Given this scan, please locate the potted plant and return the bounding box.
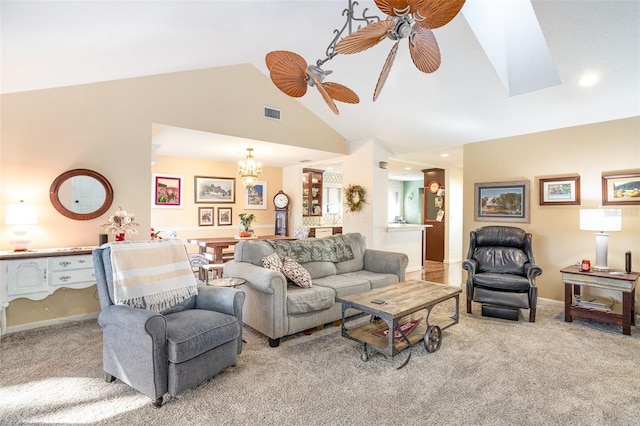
[238,213,256,237]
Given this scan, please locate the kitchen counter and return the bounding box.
[387,223,433,232]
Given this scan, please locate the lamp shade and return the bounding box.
[579,209,621,232]
[5,201,38,225]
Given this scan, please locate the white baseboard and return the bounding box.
[5,312,99,335]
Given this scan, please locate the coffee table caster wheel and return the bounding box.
[424,325,442,353]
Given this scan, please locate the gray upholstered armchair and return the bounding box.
[462,226,542,322]
[93,243,245,407]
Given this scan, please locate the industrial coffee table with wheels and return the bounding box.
[338,280,461,369]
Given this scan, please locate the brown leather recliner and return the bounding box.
[462,226,542,322]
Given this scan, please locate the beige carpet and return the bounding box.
[1,299,640,425]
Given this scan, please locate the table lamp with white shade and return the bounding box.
[4,200,38,251]
[579,209,622,271]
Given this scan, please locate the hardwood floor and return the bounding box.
[405,260,463,286]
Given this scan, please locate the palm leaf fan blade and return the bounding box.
[375,0,418,16]
[334,20,395,55]
[409,24,441,73]
[314,77,339,115]
[269,53,309,98]
[323,82,360,104]
[265,50,300,71]
[373,41,399,101]
[417,0,466,29]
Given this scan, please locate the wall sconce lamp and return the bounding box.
[5,200,39,251]
[579,209,622,271]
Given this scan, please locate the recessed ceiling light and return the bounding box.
[579,73,599,86]
[440,153,450,158]
[404,167,411,170]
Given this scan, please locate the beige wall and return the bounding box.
[463,116,640,302]
[2,63,638,330]
[151,155,283,249]
[0,65,344,329]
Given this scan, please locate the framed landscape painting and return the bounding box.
[194,176,235,204]
[152,174,183,208]
[474,180,530,223]
[218,207,232,226]
[602,170,640,205]
[244,181,267,209]
[539,176,580,205]
[198,207,214,226]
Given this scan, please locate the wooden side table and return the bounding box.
[561,265,639,335]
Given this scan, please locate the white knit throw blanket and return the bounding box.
[109,239,198,313]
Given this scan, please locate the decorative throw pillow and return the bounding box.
[262,252,283,272]
[282,257,313,288]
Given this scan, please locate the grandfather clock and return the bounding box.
[273,190,290,236]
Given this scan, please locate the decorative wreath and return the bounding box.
[345,184,367,212]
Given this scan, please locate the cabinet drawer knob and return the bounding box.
[59,275,72,282]
[59,261,72,267]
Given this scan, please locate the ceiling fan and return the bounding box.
[334,0,466,101]
[265,50,360,115]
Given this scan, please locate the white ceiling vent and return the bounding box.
[263,106,281,121]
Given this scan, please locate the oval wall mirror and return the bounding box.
[49,169,114,220]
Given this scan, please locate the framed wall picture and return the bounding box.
[539,176,580,205]
[244,181,267,209]
[602,170,640,205]
[194,176,235,204]
[152,174,183,208]
[474,180,530,223]
[198,207,214,226]
[218,207,232,226]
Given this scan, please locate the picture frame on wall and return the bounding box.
[218,207,232,226]
[539,176,580,205]
[602,170,640,205]
[474,180,530,223]
[152,174,183,208]
[244,181,267,210]
[198,207,214,226]
[194,176,235,204]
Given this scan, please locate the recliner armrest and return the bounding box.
[98,304,166,336]
[196,286,245,317]
[462,258,478,276]
[524,263,543,283]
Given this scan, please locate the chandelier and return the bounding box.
[238,148,262,188]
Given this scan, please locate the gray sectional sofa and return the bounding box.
[223,233,408,347]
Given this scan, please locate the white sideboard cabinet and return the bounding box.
[0,247,96,337]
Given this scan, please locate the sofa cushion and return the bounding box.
[262,252,283,271]
[313,274,370,300]
[282,257,313,288]
[474,272,531,292]
[301,261,337,280]
[340,271,399,289]
[286,284,335,314]
[335,233,366,274]
[474,247,528,275]
[165,309,240,364]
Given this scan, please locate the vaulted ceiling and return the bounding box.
[2,1,638,178]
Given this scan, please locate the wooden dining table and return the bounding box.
[187,235,296,263]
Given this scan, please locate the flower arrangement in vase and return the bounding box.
[100,206,140,241]
[238,213,256,238]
